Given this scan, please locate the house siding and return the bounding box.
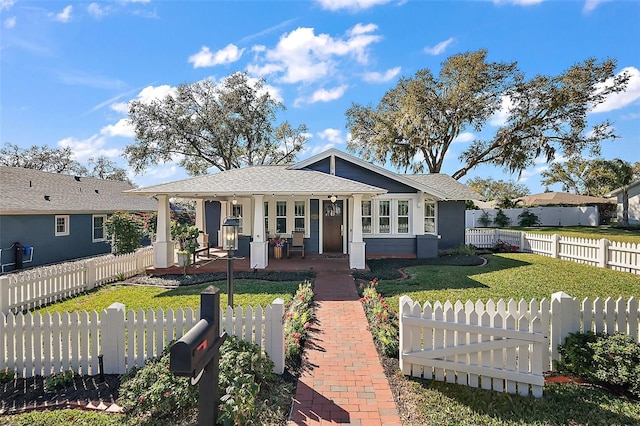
[0,214,112,271]
[437,201,466,250]
[617,184,640,225]
[308,199,320,254]
[363,237,415,256]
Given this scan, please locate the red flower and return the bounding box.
[140,396,146,403]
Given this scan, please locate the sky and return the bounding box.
[1,0,639,195]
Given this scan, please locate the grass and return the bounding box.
[508,225,640,244]
[33,280,300,314]
[368,253,640,312]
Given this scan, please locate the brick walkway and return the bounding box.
[288,270,401,426]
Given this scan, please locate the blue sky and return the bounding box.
[1,0,639,194]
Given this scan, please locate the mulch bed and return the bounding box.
[0,374,120,415]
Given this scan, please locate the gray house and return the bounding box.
[608,179,640,225]
[127,149,480,270]
[0,166,157,272]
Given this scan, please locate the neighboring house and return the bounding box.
[0,166,157,272]
[126,149,480,270]
[608,180,640,226]
[515,192,614,206]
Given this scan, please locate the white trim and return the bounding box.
[92,214,107,242]
[55,215,70,237]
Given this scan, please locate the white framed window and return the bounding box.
[424,201,436,233]
[92,214,107,242]
[264,201,269,236]
[361,200,372,234]
[55,215,69,236]
[276,201,287,234]
[378,200,390,234]
[294,201,305,232]
[232,204,244,234]
[397,200,410,233]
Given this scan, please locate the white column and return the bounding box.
[350,194,366,269]
[250,194,268,269]
[153,195,174,268]
[195,199,207,247]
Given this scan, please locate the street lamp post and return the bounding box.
[221,216,239,308]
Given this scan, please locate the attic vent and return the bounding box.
[74,176,81,182]
[29,181,32,187]
[44,195,50,201]
[95,189,99,194]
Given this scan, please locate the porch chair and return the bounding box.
[288,231,305,258]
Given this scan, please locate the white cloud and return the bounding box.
[493,0,544,5]
[252,24,382,84]
[363,66,401,83]
[101,118,135,138]
[591,66,640,113]
[3,16,16,29]
[0,0,16,12]
[518,165,548,183]
[489,95,514,126]
[52,5,73,23]
[58,135,119,162]
[453,132,475,143]
[583,0,611,13]
[315,0,392,11]
[87,2,106,18]
[317,128,345,144]
[423,37,455,56]
[136,84,175,104]
[300,85,348,106]
[110,102,130,114]
[188,44,245,68]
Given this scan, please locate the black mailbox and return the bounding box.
[170,318,226,378]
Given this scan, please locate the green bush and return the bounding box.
[284,281,315,364]
[43,370,75,392]
[493,209,511,227]
[0,368,16,384]
[556,331,600,381]
[359,279,399,357]
[104,210,146,254]
[478,210,492,227]
[518,209,540,227]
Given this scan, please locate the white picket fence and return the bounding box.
[0,299,285,378]
[399,292,640,397]
[0,247,154,315]
[465,229,640,275]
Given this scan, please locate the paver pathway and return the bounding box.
[288,270,402,425]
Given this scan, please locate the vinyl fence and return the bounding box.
[0,247,154,315]
[0,299,286,378]
[399,292,640,397]
[465,229,640,275]
[465,206,600,228]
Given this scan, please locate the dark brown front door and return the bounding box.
[323,200,343,252]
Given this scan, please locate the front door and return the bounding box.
[323,200,343,252]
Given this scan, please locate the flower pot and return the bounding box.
[273,246,283,259]
[177,252,191,267]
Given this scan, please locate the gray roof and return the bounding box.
[608,179,640,197]
[0,166,157,214]
[405,174,483,201]
[126,165,387,197]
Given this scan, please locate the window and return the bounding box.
[424,201,436,233]
[361,200,372,234]
[232,204,243,234]
[276,201,287,234]
[264,201,269,236]
[55,215,69,236]
[378,200,390,233]
[294,201,305,232]
[93,215,107,242]
[397,200,409,233]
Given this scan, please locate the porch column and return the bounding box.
[250,194,268,269]
[194,199,207,248]
[350,194,366,270]
[154,195,174,268]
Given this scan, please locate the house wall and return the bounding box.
[617,184,640,225]
[438,201,466,250]
[308,199,320,254]
[0,214,112,271]
[363,237,415,256]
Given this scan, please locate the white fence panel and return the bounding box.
[465,206,600,228]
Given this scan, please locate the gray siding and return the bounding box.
[363,238,415,256]
[308,199,320,254]
[0,214,112,271]
[438,201,466,250]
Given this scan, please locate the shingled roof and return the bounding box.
[0,166,157,214]
[405,174,483,201]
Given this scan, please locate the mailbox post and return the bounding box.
[170,286,227,425]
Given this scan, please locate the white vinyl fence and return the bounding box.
[0,247,154,315]
[399,292,640,397]
[1,299,285,378]
[465,229,640,275]
[465,206,600,228]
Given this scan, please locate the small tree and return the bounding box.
[478,210,492,227]
[104,211,146,254]
[518,209,540,227]
[494,209,511,228]
[170,221,200,254]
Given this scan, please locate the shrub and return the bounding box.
[44,370,75,392]
[0,368,15,384]
[478,210,492,227]
[104,210,146,254]
[284,281,315,365]
[556,331,600,381]
[518,209,540,227]
[359,279,399,357]
[493,209,511,227]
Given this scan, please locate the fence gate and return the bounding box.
[399,296,547,397]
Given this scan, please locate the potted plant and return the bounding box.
[171,221,201,269]
[271,235,285,259]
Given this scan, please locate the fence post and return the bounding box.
[269,298,285,375]
[102,302,126,374]
[598,238,609,269]
[0,276,9,314]
[550,292,580,366]
[551,234,559,258]
[85,258,97,290]
[520,232,526,252]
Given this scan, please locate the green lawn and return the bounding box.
[370,253,640,313]
[34,279,300,315]
[510,225,640,244]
